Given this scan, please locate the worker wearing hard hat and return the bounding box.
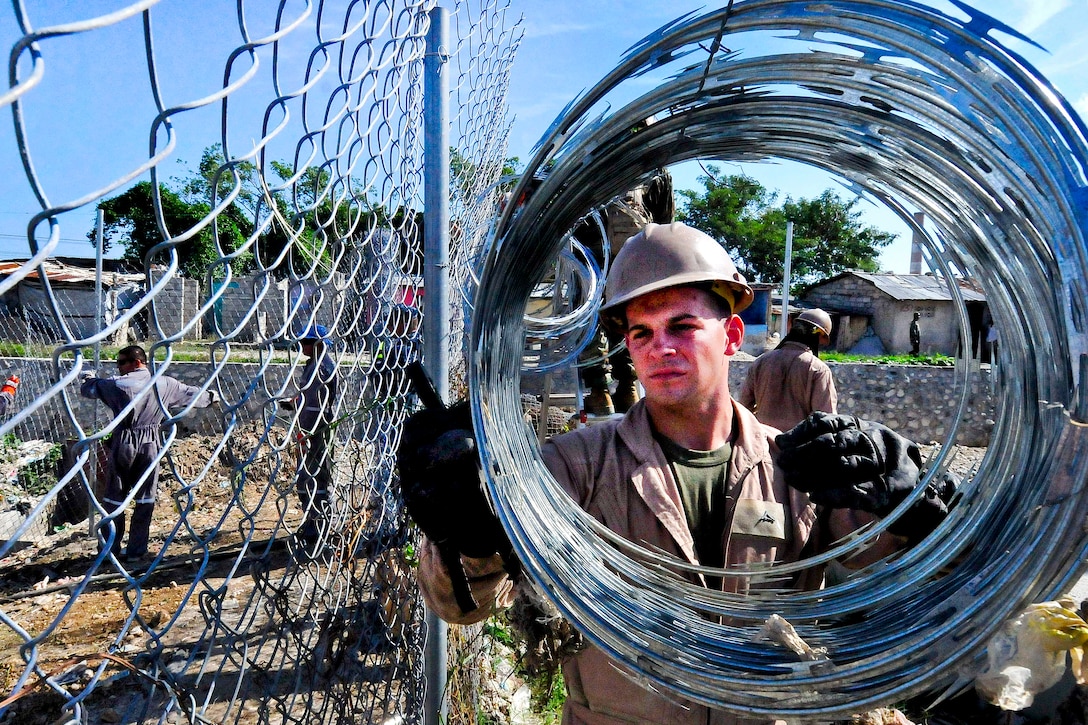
[738,307,839,432]
[287,324,339,553]
[405,223,953,725]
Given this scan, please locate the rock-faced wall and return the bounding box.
[730,360,994,446]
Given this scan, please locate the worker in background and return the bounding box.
[738,308,838,432]
[400,223,954,725]
[0,372,19,415]
[910,311,922,356]
[286,325,339,551]
[80,346,219,562]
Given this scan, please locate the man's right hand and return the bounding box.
[396,401,510,560]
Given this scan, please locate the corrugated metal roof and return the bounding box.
[0,260,144,288]
[832,271,986,302]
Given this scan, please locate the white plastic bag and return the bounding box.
[975,597,1088,710]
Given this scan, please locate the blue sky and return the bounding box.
[1,0,1085,272]
[504,0,1088,273]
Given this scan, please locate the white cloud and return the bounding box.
[523,19,594,39]
[1074,94,1088,126]
[1012,0,1071,34]
[1034,37,1088,76]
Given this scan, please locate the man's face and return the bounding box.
[623,286,743,409]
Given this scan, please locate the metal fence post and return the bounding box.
[423,6,450,725]
[91,208,104,536]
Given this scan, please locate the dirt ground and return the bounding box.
[0,421,419,725]
[2,435,1087,725]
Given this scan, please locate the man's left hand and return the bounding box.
[776,412,957,543]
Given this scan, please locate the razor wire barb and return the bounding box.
[0,1,521,724]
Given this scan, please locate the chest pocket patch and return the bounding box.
[731,499,787,541]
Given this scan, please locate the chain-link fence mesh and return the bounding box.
[0,1,521,723]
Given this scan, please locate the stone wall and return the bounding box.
[213,273,292,342]
[6,358,996,448]
[730,359,995,446]
[802,274,879,316]
[150,275,202,341]
[4,359,295,443]
[0,268,352,347]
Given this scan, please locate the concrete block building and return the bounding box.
[801,271,988,356]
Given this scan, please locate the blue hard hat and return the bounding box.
[302,324,328,341]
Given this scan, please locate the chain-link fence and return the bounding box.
[0,2,520,723]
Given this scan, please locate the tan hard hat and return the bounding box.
[601,222,753,330]
[797,308,833,336]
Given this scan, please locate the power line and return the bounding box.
[0,232,93,243]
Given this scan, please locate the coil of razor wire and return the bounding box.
[521,234,605,372]
[471,0,1088,718]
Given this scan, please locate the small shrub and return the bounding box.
[1,433,62,496]
[533,672,566,724]
[823,352,956,366]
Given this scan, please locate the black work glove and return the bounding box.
[396,369,521,614]
[776,412,956,544]
[397,401,509,559]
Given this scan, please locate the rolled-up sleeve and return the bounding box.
[416,538,516,625]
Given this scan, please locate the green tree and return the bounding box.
[92,145,483,287]
[266,159,401,278]
[677,167,895,285]
[450,149,521,198]
[782,191,893,281]
[90,145,358,285]
[175,143,261,219]
[91,180,253,285]
[677,171,781,282]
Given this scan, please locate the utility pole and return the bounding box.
[90,208,105,536]
[780,221,794,340]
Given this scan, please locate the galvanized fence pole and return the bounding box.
[91,208,104,536]
[423,6,451,725]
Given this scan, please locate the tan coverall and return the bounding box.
[418,401,817,725]
[738,341,838,433]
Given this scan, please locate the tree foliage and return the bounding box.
[176,144,260,218]
[90,145,386,284]
[450,149,521,199]
[93,178,253,284]
[90,144,485,286]
[677,167,896,286]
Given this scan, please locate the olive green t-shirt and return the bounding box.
[654,433,732,572]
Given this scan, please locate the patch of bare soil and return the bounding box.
[0,421,313,723]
